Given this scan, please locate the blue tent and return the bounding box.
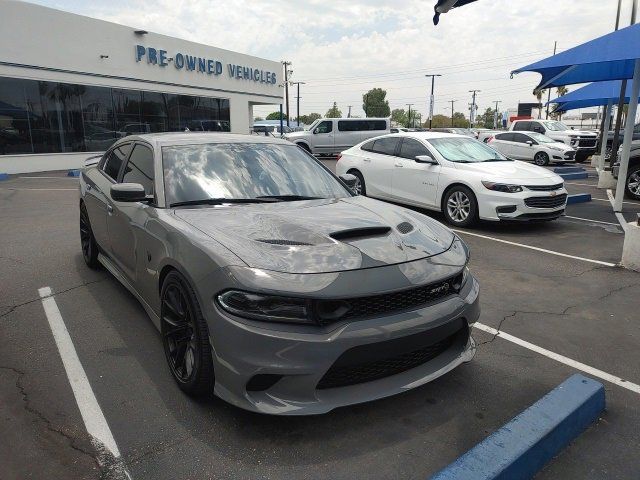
[547,80,638,112]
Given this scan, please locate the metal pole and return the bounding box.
[493,101,502,129]
[406,104,414,128]
[282,61,291,127]
[347,106,352,118]
[615,0,623,29]
[599,99,614,170]
[449,100,455,127]
[546,41,557,119]
[469,90,480,127]
[296,83,300,127]
[614,58,640,211]
[430,76,435,128]
[279,104,284,136]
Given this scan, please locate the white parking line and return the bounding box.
[19,176,78,179]
[38,287,131,479]
[592,197,640,206]
[452,229,617,267]
[0,187,77,191]
[607,189,631,233]
[565,182,597,187]
[474,322,640,394]
[562,215,620,226]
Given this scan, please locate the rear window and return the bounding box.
[338,120,387,131]
[371,137,400,156]
[512,121,532,131]
[495,132,514,141]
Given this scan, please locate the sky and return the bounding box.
[31,0,630,120]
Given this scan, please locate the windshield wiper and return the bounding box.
[256,194,324,201]
[482,158,511,162]
[170,197,278,207]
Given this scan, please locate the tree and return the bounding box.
[430,114,451,128]
[266,111,288,120]
[391,108,408,126]
[362,88,391,117]
[476,107,496,128]
[554,86,569,120]
[533,88,546,119]
[325,102,342,118]
[452,112,470,128]
[253,116,264,122]
[298,112,321,125]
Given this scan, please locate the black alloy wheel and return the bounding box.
[161,271,214,396]
[626,165,640,200]
[534,152,550,166]
[80,203,100,269]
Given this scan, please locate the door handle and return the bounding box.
[107,204,114,215]
[394,162,404,167]
[363,157,372,162]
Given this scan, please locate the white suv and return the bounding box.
[488,131,576,166]
[509,119,597,163]
[284,118,390,155]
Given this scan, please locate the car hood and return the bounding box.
[454,160,561,182]
[284,131,309,140]
[174,196,455,274]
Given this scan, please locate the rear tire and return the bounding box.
[161,271,215,397]
[442,186,479,227]
[79,203,100,269]
[625,164,640,200]
[534,151,550,166]
[349,170,366,196]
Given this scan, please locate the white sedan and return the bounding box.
[336,132,568,227]
[487,131,576,166]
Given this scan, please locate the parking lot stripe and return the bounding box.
[562,215,620,226]
[474,322,640,394]
[592,197,640,206]
[607,189,631,233]
[19,176,78,179]
[0,187,77,191]
[565,182,598,187]
[38,287,132,479]
[451,229,617,267]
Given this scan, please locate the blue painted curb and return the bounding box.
[430,374,605,480]
[67,169,81,177]
[559,172,588,180]
[567,193,592,204]
[554,166,585,173]
[0,173,9,181]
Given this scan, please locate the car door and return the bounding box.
[84,143,132,249]
[361,136,400,198]
[106,142,156,284]
[392,137,441,207]
[489,132,516,158]
[510,133,535,160]
[311,120,335,153]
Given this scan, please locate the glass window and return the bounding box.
[371,137,400,156]
[512,133,532,143]
[141,91,169,133]
[162,143,351,206]
[495,133,514,141]
[540,121,569,131]
[122,144,154,195]
[399,138,431,159]
[103,144,131,180]
[80,86,116,152]
[113,89,144,137]
[314,121,332,134]
[512,121,531,131]
[338,120,357,132]
[428,137,509,163]
[0,77,33,154]
[361,139,375,152]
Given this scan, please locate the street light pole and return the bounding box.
[282,61,291,127]
[448,100,456,127]
[493,100,502,129]
[425,74,442,128]
[290,81,306,126]
[469,90,480,127]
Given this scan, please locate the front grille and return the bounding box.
[319,273,463,324]
[525,183,564,192]
[578,138,597,148]
[524,193,567,208]
[317,320,466,389]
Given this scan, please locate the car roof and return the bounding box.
[390,131,467,140]
[114,132,292,148]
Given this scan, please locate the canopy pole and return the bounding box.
[599,99,614,171]
[609,80,628,168]
[614,58,640,212]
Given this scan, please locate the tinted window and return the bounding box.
[361,139,376,152]
[371,137,400,156]
[162,143,350,206]
[399,138,431,159]
[121,144,154,195]
[364,120,387,131]
[338,120,359,132]
[530,122,545,133]
[512,121,531,131]
[512,133,532,143]
[315,121,333,134]
[495,132,514,141]
[103,144,131,180]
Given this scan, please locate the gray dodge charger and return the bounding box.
[79,132,479,415]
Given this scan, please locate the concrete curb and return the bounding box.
[0,173,9,181]
[567,193,592,204]
[429,374,605,480]
[554,166,585,174]
[559,172,589,180]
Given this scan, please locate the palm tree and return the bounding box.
[533,88,546,118]
[555,86,569,120]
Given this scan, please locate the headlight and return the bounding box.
[481,181,523,193]
[548,146,562,151]
[217,290,315,324]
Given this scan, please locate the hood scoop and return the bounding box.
[397,222,414,234]
[329,226,391,242]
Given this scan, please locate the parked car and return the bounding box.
[510,119,597,163]
[78,132,479,414]
[429,127,475,137]
[487,131,576,166]
[336,132,568,227]
[603,122,640,161]
[284,118,390,155]
[251,124,294,136]
[612,140,640,200]
[478,130,503,143]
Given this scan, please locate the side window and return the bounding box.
[531,122,545,133]
[102,144,131,181]
[121,144,155,195]
[512,133,530,143]
[315,121,333,134]
[338,120,357,132]
[365,120,387,131]
[634,123,640,133]
[371,137,400,156]
[495,133,513,141]
[513,121,531,131]
[399,138,431,160]
[361,139,376,152]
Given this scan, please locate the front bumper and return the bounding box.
[478,187,568,222]
[197,245,479,415]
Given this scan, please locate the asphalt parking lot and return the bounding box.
[1,165,640,479]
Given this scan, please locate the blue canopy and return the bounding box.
[512,23,640,89]
[547,80,639,112]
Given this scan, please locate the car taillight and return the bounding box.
[336,154,342,161]
[487,136,494,143]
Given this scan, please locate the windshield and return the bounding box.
[527,132,556,143]
[305,120,320,131]
[428,137,510,162]
[162,143,351,206]
[541,121,569,131]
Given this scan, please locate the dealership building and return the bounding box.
[0,1,283,173]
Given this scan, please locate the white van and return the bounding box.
[284,118,390,155]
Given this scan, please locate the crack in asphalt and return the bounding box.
[0,276,108,319]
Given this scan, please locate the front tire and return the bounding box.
[442,186,479,227]
[79,203,100,269]
[534,151,550,166]
[626,165,640,200]
[349,170,366,196]
[161,271,215,397]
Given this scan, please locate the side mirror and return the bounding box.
[415,155,438,164]
[339,173,358,192]
[313,129,319,134]
[111,183,149,202]
[526,140,534,146]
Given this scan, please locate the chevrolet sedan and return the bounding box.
[79,133,479,415]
